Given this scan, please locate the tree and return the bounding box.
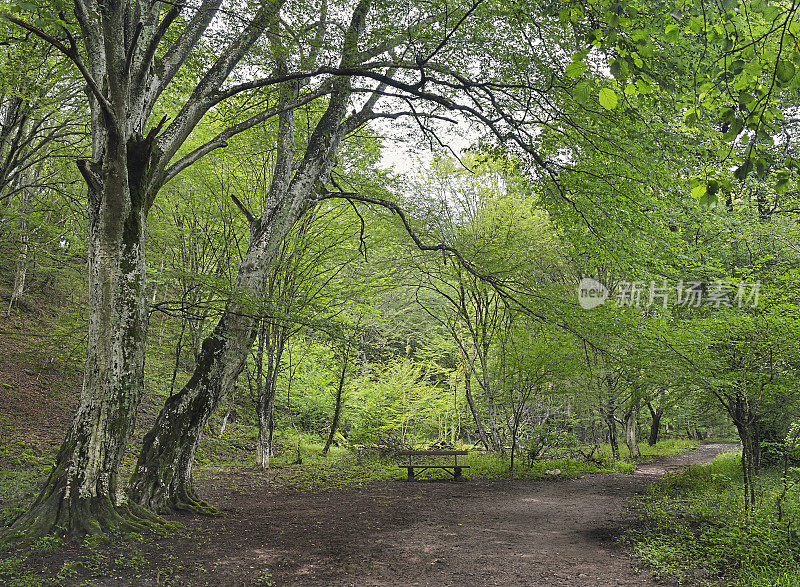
[3,0,339,535]
[127,0,622,513]
[0,36,85,312]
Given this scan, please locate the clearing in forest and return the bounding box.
[132,442,735,586]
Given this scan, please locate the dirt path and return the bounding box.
[160,442,737,586]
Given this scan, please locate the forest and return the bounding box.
[0,0,799,584]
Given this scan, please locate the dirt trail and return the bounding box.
[163,442,737,586]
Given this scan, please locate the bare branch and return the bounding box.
[0,13,114,120]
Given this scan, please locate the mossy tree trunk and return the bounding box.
[10,123,160,537]
[128,221,285,512]
[129,0,376,514]
[2,0,300,540]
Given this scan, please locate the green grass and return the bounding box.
[598,438,703,461]
[192,430,643,490]
[462,451,634,479]
[628,451,800,586]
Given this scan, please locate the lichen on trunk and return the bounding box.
[6,171,160,538]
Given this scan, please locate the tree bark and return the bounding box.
[130,1,379,512]
[623,403,640,458]
[647,401,663,446]
[323,351,349,455]
[129,222,286,512]
[10,140,159,535]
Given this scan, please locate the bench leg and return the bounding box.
[407,467,415,480]
[454,467,462,480]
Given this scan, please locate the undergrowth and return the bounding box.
[192,429,646,490]
[598,438,703,461]
[628,451,800,586]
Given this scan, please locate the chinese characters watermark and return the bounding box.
[577,278,760,310]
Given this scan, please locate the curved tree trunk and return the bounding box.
[129,2,375,512]
[128,226,279,513]
[323,351,349,455]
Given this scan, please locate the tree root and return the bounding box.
[0,493,172,546]
[130,479,220,516]
[173,484,220,516]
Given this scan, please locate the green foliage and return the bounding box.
[0,441,52,526]
[346,359,457,446]
[463,452,634,480]
[631,452,800,585]
[599,439,703,462]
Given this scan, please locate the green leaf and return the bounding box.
[720,107,735,123]
[776,60,796,83]
[609,59,626,80]
[755,157,768,179]
[566,61,588,78]
[598,87,618,110]
[692,185,707,199]
[665,24,680,42]
[722,118,744,142]
[734,159,753,181]
[699,192,719,207]
[573,81,591,104]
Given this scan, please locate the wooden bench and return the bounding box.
[397,450,469,480]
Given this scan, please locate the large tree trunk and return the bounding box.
[11,142,158,536]
[129,0,382,514]
[128,224,282,513]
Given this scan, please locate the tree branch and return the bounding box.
[0,13,114,121]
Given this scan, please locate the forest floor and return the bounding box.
[130,441,735,586]
[0,323,736,586]
[0,308,736,586]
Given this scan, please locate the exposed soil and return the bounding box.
[129,441,737,586]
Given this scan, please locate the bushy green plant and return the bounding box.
[630,451,800,585]
[346,359,455,446]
